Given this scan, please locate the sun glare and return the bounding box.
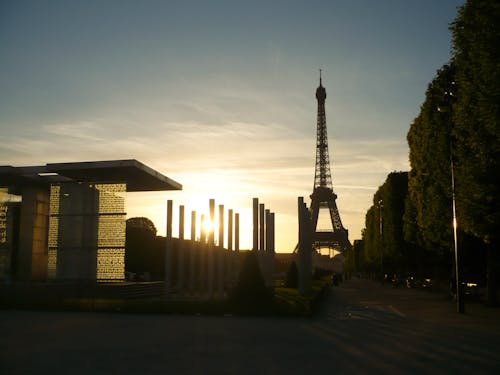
[202,217,214,234]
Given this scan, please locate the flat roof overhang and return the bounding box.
[0,159,182,192]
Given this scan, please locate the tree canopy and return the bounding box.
[451,0,500,245]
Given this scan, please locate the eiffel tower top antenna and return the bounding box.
[314,69,331,189]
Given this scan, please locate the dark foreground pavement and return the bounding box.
[1,279,499,375]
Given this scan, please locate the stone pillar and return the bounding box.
[235,213,240,252]
[227,209,233,251]
[165,199,173,298]
[200,214,206,243]
[199,213,206,294]
[190,210,196,295]
[252,198,258,252]
[264,208,272,286]
[298,197,312,296]
[218,204,224,248]
[270,212,275,254]
[217,204,224,297]
[177,205,185,295]
[208,199,215,298]
[269,212,275,293]
[259,203,265,253]
[235,213,240,282]
[226,208,233,288]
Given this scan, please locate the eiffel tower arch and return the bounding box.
[310,71,351,254]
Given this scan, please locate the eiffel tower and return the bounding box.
[310,71,351,254]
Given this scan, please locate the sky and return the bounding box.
[0,0,464,252]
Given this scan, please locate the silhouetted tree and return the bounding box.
[451,0,500,305]
[126,217,160,279]
[230,252,272,309]
[362,172,412,276]
[126,217,157,236]
[407,65,455,255]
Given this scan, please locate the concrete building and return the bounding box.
[0,160,181,282]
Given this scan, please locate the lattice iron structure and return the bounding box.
[310,72,351,254]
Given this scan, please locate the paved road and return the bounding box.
[1,279,499,374]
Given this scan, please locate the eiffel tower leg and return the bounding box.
[327,200,339,230]
[310,198,320,235]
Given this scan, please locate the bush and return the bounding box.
[229,252,273,311]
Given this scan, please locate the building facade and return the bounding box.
[0,160,181,282]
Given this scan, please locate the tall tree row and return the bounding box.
[355,1,499,305]
[355,172,411,276]
[405,65,456,281]
[451,0,500,305]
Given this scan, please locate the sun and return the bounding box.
[202,217,214,234]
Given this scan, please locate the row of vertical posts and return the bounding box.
[298,197,312,295]
[164,199,240,300]
[252,198,276,288]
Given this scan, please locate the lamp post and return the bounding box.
[439,81,464,314]
[378,199,383,279]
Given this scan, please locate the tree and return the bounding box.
[126,217,157,236]
[230,252,272,310]
[125,217,159,279]
[451,0,500,305]
[362,172,412,276]
[407,65,455,255]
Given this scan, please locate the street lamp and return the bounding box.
[438,81,464,314]
[378,199,383,278]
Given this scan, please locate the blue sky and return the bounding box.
[0,0,464,251]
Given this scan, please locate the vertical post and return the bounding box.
[259,203,265,252]
[165,200,173,298]
[298,197,311,296]
[191,211,196,241]
[217,204,224,296]
[303,202,312,294]
[235,213,240,253]
[252,198,258,252]
[270,212,275,254]
[218,204,224,248]
[200,214,206,243]
[209,199,215,245]
[228,209,233,251]
[190,210,196,294]
[451,155,464,313]
[235,213,240,283]
[378,199,383,279]
[208,199,215,298]
[177,205,185,295]
[227,209,234,287]
[270,212,275,293]
[265,208,271,286]
[297,197,304,294]
[200,213,206,295]
[265,209,271,252]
